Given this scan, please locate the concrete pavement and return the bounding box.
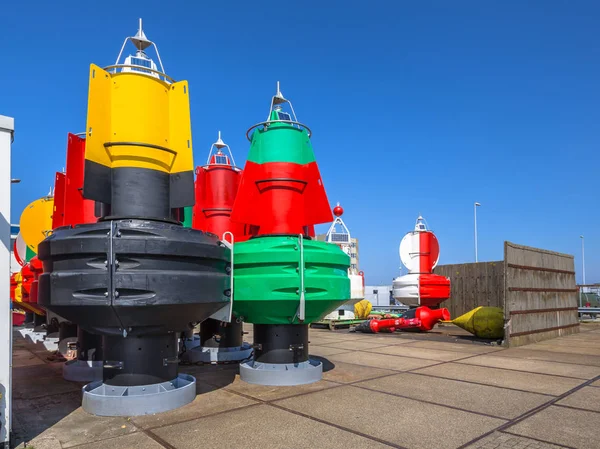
[11,323,600,449]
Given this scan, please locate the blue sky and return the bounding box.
[2,1,598,284]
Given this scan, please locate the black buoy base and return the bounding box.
[63,327,104,383]
[239,324,322,386]
[182,319,252,364]
[77,328,103,361]
[254,324,309,365]
[34,313,47,329]
[82,332,196,416]
[200,319,244,349]
[103,333,178,387]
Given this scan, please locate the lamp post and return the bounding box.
[580,235,586,307]
[474,202,481,262]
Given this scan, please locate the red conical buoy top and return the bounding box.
[193,132,245,240]
[52,134,96,229]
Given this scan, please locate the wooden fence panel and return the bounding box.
[504,242,579,347]
[434,261,504,318]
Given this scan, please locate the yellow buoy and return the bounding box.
[12,272,22,303]
[354,299,373,319]
[19,196,54,255]
[450,306,504,339]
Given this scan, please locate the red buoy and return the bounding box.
[192,133,245,240]
[64,134,95,226]
[52,134,96,228]
[52,172,66,229]
[28,256,44,307]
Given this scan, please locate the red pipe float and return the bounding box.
[355,306,450,333]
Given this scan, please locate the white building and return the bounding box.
[365,285,394,307]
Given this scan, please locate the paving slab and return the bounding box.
[489,347,600,367]
[508,405,600,449]
[532,339,600,349]
[12,372,81,399]
[225,377,339,401]
[153,403,390,449]
[414,363,584,396]
[72,432,166,449]
[327,350,439,371]
[11,390,82,447]
[404,340,504,354]
[12,362,61,380]
[370,345,471,361]
[131,386,258,429]
[12,348,46,367]
[321,340,392,351]
[524,343,600,357]
[464,431,570,449]
[556,386,600,412]
[309,345,353,356]
[26,408,136,448]
[315,333,375,341]
[321,360,396,383]
[275,385,505,449]
[308,335,349,344]
[457,354,600,379]
[355,372,553,419]
[180,364,239,389]
[340,335,422,345]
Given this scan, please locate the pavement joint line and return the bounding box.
[407,371,558,398]
[22,346,59,365]
[267,402,407,449]
[479,351,600,368]
[498,430,578,449]
[11,389,82,402]
[65,417,144,449]
[552,402,600,415]
[223,383,346,404]
[370,342,505,356]
[452,359,597,381]
[328,370,407,386]
[319,344,503,367]
[142,429,176,449]
[350,383,511,421]
[454,373,600,449]
[142,402,263,432]
[404,350,493,371]
[318,343,400,351]
[217,371,404,405]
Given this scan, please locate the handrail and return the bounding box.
[222,232,235,323]
[103,141,177,155]
[246,120,312,141]
[298,234,306,321]
[102,64,175,83]
[196,164,243,173]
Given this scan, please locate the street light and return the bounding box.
[580,235,586,284]
[474,202,481,262]
[580,235,585,307]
